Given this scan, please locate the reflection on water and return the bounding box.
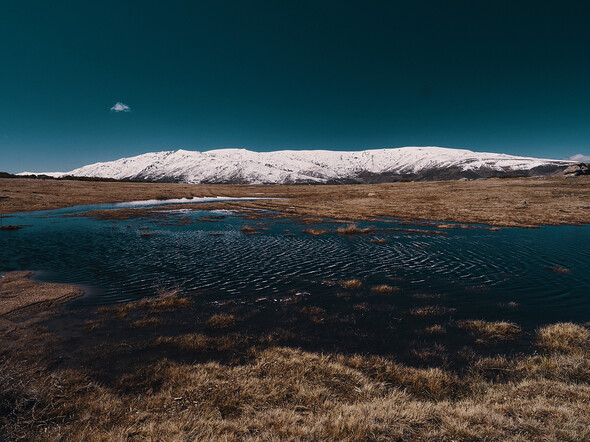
[1,202,589,326]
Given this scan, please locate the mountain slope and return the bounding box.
[25,147,571,184]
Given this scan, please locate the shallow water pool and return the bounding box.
[1,201,589,327]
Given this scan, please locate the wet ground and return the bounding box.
[2,199,589,383]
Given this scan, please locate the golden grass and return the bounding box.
[2,272,590,440]
[498,301,519,309]
[341,279,362,289]
[302,228,329,236]
[335,223,374,235]
[410,306,456,317]
[206,313,238,329]
[297,217,327,225]
[240,225,260,235]
[300,306,327,324]
[458,320,521,343]
[97,288,191,315]
[155,333,249,352]
[4,177,590,228]
[537,322,590,354]
[425,324,446,335]
[129,317,164,328]
[3,327,590,440]
[136,290,192,311]
[370,284,398,294]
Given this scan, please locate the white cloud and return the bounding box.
[567,154,590,162]
[110,102,131,112]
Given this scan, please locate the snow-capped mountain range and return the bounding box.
[22,147,571,184]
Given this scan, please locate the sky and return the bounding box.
[1,1,589,173]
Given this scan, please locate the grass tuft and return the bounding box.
[370,284,398,294]
[537,322,590,354]
[425,324,446,335]
[240,225,260,235]
[458,320,521,343]
[302,229,329,236]
[341,279,362,289]
[206,313,237,329]
[155,333,249,352]
[335,223,374,235]
[410,306,455,317]
[97,288,191,315]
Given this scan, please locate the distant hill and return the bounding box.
[18,147,571,184]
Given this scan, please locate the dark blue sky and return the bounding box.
[1,1,589,172]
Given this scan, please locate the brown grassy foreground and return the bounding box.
[2,176,590,227]
[5,347,590,441]
[2,319,590,439]
[1,274,590,440]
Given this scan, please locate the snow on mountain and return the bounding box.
[24,147,571,184]
[18,171,67,178]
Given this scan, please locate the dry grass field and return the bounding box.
[2,177,590,440]
[1,176,590,227]
[1,273,590,441]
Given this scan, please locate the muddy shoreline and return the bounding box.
[0,271,82,319]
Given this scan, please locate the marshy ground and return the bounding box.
[1,272,590,440]
[1,177,590,440]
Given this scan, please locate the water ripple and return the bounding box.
[1,207,589,323]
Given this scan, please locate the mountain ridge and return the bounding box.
[20,147,572,184]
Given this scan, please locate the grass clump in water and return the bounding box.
[135,288,191,312]
[303,229,329,236]
[97,288,191,315]
[240,225,260,235]
[370,284,398,294]
[458,320,521,343]
[341,279,362,289]
[336,223,374,235]
[410,306,455,317]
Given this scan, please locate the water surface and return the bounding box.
[1,200,589,327]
